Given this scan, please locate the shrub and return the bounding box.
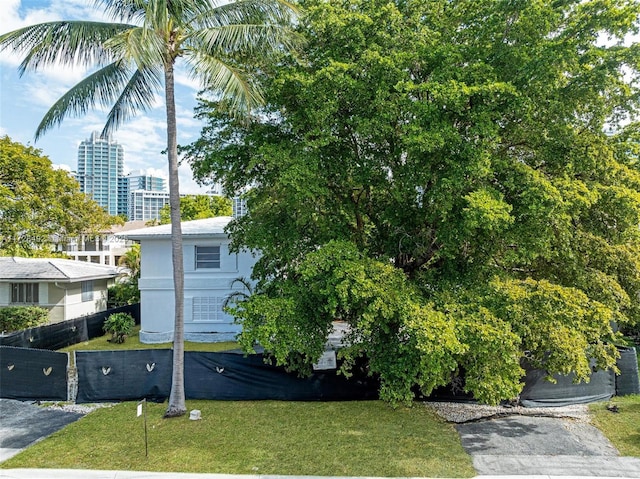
[0,306,49,333]
[103,312,135,343]
[107,282,139,308]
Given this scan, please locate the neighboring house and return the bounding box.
[118,217,257,343]
[52,221,148,266]
[0,257,119,323]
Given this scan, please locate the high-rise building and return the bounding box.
[124,170,168,221]
[77,132,124,216]
[232,196,248,218]
[127,170,167,192]
[128,190,172,221]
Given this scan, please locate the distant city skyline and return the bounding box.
[74,131,228,221]
[0,0,211,194]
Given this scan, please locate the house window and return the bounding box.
[192,297,225,322]
[195,246,220,269]
[10,283,39,304]
[81,280,94,302]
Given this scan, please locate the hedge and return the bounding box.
[0,306,49,332]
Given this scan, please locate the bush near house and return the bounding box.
[103,312,136,343]
[0,306,49,332]
[107,282,139,308]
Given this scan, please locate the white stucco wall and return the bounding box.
[60,280,110,321]
[138,235,257,343]
[138,239,175,340]
[0,283,10,305]
[45,283,65,323]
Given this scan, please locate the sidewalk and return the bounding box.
[0,471,638,479]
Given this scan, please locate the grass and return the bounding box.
[0,400,475,477]
[590,395,640,456]
[59,326,238,353]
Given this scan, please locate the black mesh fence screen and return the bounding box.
[0,346,68,401]
[2,342,639,405]
[0,304,140,350]
[615,347,640,396]
[75,350,378,403]
[520,364,615,407]
[76,349,172,403]
[184,352,379,401]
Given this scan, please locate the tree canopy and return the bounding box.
[158,194,232,224]
[185,0,640,404]
[0,136,115,257]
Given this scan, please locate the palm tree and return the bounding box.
[0,0,296,417]
[118,243,141,287]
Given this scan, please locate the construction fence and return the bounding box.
[0,342,638,405]
[0,347,378,403]
[0,304,140,351]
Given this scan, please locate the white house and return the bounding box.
[119,216,257,343]
[0,257,119,323]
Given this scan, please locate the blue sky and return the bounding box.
[0,0,210,193]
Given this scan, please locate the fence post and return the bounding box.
[67,351,78,403]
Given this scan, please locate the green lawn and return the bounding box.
[60,326,238,353]
[0,400,475,477]
[590,395,640,456]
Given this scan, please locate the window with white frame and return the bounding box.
[81,280,94,302]
[192,296,226,322]
[195,246,221,269]
[10,283,39,304]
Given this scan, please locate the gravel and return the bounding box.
[42,402,114,415]
[42,400,590,424]
[424,400,590,423]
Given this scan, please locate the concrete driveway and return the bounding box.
[457,414,640,476]
[0,399,84,462]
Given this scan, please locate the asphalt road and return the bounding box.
[0,399,84,462]
[456,414,640,476]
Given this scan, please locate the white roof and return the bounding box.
[0,257,119,282]
[118,216,233,240]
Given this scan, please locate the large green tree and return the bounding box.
[158,194,232,224]
[0,136,114,256]
[186,0,640,404]
[0,0,296,416]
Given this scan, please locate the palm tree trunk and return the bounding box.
[164,56,187,418]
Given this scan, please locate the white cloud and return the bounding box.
[0,0,62,37]
[21,74,85,110]
[143,167,168,179]
[0,0,22,34]
[52,163,71,172]
[179,163,210,194]
[1,0,131,34]
[175,68,204,92]
[177,106,203,131]
[115,118,167,166]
